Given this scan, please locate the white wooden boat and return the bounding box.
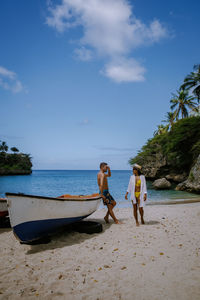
[6,192,102,243]
[0,198,8,218]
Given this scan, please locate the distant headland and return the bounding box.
[0,141,32,176]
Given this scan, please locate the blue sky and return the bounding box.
[0,0,200,170]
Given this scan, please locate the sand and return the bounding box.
[0,202,200,300]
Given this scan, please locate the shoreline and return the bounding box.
[98,197,200,210]
[1,202,200,299]
[147,198,200,205]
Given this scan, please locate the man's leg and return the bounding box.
[139,207,145,224]
[133,202,139,226]
[112,200,116,208]
[104,209,110,223]
[107,203,120,224]
[104,200,117,223]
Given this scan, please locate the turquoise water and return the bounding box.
[0,170,199,208]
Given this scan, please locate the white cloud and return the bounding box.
[0,66,24,93]
[74,47,93,61]
[0,66,16,79]
[46,0,168,83]
[103,58,146,83]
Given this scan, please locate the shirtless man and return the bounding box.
[97,162,120,224]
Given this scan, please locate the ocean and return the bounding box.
[0,170,199,208]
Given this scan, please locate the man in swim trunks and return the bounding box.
[97,162,121,224]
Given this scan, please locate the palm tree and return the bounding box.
[181,64,200,103]
[154,124,168,136]
[162,111,177,131]
[0,141,8,153]
[170,89,197,119]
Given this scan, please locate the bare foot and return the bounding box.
[136,222,140,227]
[104,216,109,224]
[115,220,123,224]
[141,219,145,225]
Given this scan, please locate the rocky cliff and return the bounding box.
[176,154,200,193]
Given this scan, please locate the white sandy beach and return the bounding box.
[0,202,200,300]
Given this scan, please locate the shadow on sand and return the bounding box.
[144,220,160,225]
[0,217,11,233]
[26,217,112,255]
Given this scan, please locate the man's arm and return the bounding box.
[105,166,111,177]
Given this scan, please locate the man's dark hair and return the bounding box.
[100,162,107,169]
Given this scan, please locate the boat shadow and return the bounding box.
[0,228,12,234]
[26,218,112,255]
[0,217,11,233]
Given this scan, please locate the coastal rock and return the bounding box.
[142,150,168,179]
[176,155,200,193]
[152,178,171,190]
[166,173,187,183]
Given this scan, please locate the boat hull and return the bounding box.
[13,215,90,242]
[6,193,101,243]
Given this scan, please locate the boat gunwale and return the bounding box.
[5,192,102,202]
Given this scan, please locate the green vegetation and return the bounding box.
[0,141,32,175]
[130,116,200,173]
[181,64,200,103]
[170,89,197,119]
[130,64,200,174]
